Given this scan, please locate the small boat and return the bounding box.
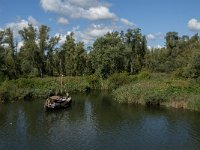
[44,95,72,111]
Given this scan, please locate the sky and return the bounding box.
[0,0,200,48]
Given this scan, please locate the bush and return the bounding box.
[113,77,200,111]
[86,75,101,90]
[108,72,132,89]
[0,76,91,102]
[137,69,151,80]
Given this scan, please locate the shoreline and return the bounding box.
[0,73,200,112]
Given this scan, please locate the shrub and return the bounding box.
[108,72,132,89]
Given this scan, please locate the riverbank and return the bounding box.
[0,73,131,102]
[112,73,200,111]
[0,76,95,102]
[1,72,200,112]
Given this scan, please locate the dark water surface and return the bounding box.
[0,91,200,150]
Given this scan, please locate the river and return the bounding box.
[0,91,200,150]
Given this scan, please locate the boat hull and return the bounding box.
[44,97,72,111]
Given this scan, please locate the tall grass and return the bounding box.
[113,74,200,111]
[0,77,90,102]
[0,74,134,102]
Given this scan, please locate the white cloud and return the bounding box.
[147,32,163,41]
[86,24,113,38]
[147,34,155,40]
[6,19,29,31]
[68,0,99,8]
[188,18,200,32]
[57,17,69,25]
[17,41,24,51]
[40,0,117,21]
[6,20,29,37]
[148,45,164,50]
[28,16,39,26]
[0,28,3,31]
[81,6,116,20]
[54,33,67,44]
[120,18,134,26]
[156,45,163,49]
[75,24,117,45]
[5,16,39,37]
[1,43,9,48]
[56,24,117,46]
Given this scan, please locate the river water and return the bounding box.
[0,91,200,150]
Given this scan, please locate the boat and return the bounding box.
[44,95,72,111]
[44,62,72,111]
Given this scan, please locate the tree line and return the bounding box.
[0,24,200,80]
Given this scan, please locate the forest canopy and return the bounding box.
[0,24,200,81]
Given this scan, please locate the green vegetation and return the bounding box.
[0,24,200,111]
[0,74,131,102]
[113,73,200,111]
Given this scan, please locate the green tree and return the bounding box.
[125,28,147,74]
[92,32,125,78]
[165,32,179,50]
[19,24,60,77]
[46,36,60,76]
[185,49,200,78]
[61,33,86,76]
[0,30,7,79]
[4,28,19,79]
[19,24,38,77]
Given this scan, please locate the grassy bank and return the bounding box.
[112,73,200,111]
[0,73,133,102]
[1,72,200,111]
[0,76,91,102]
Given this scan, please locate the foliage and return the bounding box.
[0,23,200,111]
[184,49,200,78]
[91,32,126,78]
[113,75,200,111]
[108,72,132,89]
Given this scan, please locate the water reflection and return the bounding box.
[0,91,200,150]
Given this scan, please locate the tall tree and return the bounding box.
[125,28,147,74]
[19,24,38,77]
[61,33,76,76]
[4,28,19,78]
[19,25,59,77]
[165,32,179,50]
[46,36,60,76]
[92,32,125,78]
[0,30,6,79]
[61,33,86,76]
[74,42,86,76]
[36,25,50,77]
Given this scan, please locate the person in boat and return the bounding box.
[47,99,51,107]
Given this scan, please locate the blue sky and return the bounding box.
[0,0,200,48]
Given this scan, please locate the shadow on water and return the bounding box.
[0,91,200,150]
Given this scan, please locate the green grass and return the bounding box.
[0,76,91,102]
[0,74,131,102]
[1,72,200,111]
[113,73,200,111]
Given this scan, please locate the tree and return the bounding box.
[185,49,200,78]
[91,32,125,78]
[46,36,60,76]
[61,33,76,76]
[124,28,147,74]
[165,32,179,50]
[36,25,50,77]
[74,42,87,76]
[19,24,38,77]
[19,24,60,77]
[61,33,86,76]
[0,30,6,79]
[4,28,19,79]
